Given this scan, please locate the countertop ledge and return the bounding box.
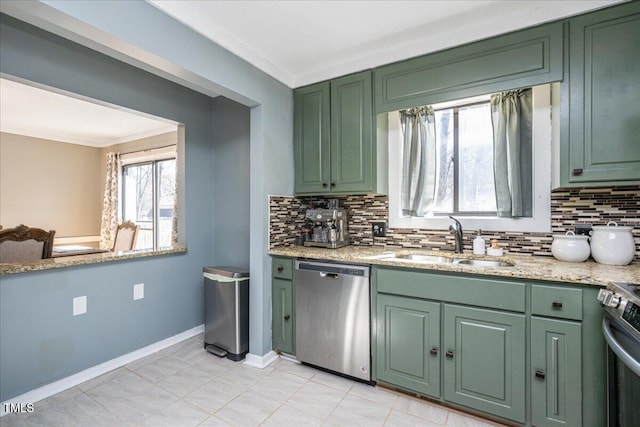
[0,247,187,275]
[269,246,640,287]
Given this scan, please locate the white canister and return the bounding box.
[590,221,636,266]
[551,231,590,262]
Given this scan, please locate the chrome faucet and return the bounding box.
[449,216,464,253]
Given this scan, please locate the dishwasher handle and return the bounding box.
[295,260,370,277]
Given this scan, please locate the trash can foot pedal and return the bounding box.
[205,344,227,358]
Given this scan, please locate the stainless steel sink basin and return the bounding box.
[394,254,453,264]
[365,252,514,267]
[453,259,514,268]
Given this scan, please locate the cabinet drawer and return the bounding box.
[376,267,525,312]
[272,257,293,280]
[531,285,583,320]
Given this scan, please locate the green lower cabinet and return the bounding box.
[443,304,526,424]
[272,278,294,354]
[376,294,441,398]
[531,317,582,427]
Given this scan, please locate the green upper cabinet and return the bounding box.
[294,70,386,195]
[563,1,640,185]
[374,21,564,113]
[294,82,331,194]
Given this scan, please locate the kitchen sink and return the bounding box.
[394,254,454,264]
[453,259,514,268]
[365,253,514,267]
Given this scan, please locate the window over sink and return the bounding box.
[387,84,552,232]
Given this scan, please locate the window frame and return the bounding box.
[120,147,176,250]
[388,85,552,233]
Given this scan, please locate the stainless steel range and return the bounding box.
[597,282,640,427]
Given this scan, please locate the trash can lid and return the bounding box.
[203,266,249,278]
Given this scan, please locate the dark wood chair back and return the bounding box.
[0,225,56,262]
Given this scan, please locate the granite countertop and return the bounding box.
[0,247,187,275]
[269,245,640,287]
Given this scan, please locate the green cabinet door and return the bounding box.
[565,1,640,185]
[331,71,374,193]
[531,317,582,427]
[272,278,294,354]
[376,294,441,398]
[294,71,378,195]
[294,81,331,194]
[443,304,526,423]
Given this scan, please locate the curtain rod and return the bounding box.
[118,143,177,156]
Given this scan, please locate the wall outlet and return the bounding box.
[372,222,387,237]
[73,296,87,316]
[575,226,592,236]
[133,283,144,300]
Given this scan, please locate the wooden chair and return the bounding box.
[112,220,139,252]
[0,224,56,262]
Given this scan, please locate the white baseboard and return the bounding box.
[0,324,204,417]
[244,350,278,369]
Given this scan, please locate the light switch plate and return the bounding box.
[73,296,87,316]
[133,283,144,300]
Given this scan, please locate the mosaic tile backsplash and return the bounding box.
[269,186,640,258]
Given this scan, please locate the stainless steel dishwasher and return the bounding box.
[295,260,371,381]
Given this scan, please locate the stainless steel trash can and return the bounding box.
[203,266,249,361]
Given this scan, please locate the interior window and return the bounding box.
[122,154,176,250]
[388,84,552,233]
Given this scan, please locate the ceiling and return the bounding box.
[0,78,176,147]
[149,0,623,88]
[0,1,623,143]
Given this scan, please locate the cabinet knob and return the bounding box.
[445,350,454,359]
[430,348,438,356]
[535,370,546,380]
[322,183,328,188]
[277,266,284,272]
[572,168,584,176]
[284,315,290,321]
[551,301,563,309]
[330,182,336,188]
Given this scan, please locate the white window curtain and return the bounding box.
[399,106,437,217]
[99,152,120,249]
[490,89,533,218]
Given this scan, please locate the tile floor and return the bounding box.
[1,334,509,427]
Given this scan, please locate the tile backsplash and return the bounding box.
[269,186,640,258]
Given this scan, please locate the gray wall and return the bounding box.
[4,0,295,359]
[0,0,294,401]
[212,97,251,269]
[0,15,215,401]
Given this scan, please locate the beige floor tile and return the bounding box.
[133,355,190,383]
[286,380,346,419]
[394,395,450,425]
[214,389,281,426]
[137,399,208,427]
[260,403,323,427]
[251,369,308,402]
[325,393,391,426]
[349,382,400,408]
[310,370,356,392]
[385,409,445,426]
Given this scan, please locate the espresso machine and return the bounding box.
[303,200,349,249]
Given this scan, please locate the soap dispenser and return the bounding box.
[473,230,486,255]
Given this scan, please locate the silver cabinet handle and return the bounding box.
[320,272,339,279]
[602,318,640,377]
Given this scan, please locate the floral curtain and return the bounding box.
[399,106,437,217]
[490,89,533,217]
[171,178,178,246]
[99,152,120,249]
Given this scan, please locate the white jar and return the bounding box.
[590,221,636,266]
[551,231,590,262]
